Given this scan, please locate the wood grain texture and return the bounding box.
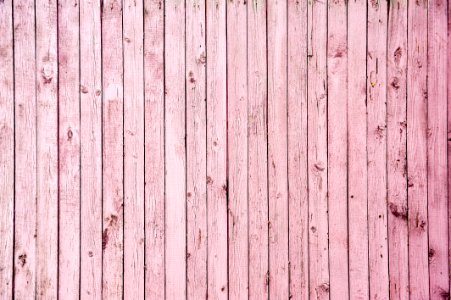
[102,0,124,298]
[427,0,449,297]
[123,0,145,298]
[327,0,348,298]
[13,1,37,298]
[248,0,269,298]
[407,0,429,298]
[227,0,248,298]
[80,0,102,298]
[0,0,14,297]
[143,0,165,298]
[36,0,58,297]
[206,0,228,299]
[307,0,329,297]
[165,0,186,297]
[267,0,289,298]
[206,0,228,298]
[347,1,369,298]
[58,0,80,298]
[387,0,408,299]
[186,0,207,297]
[2,1,450,298]
[288,0,308,298]
[367,0,389,298]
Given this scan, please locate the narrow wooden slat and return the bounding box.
[407,0,429,297]
[206,0,228,296]
[102,0,124,298]
[0,0,14,297]
[387,0,408,298]
[58,0,80,297]
[347,1,369,298]
[307,0,329,297]
[13,0,37,298]
[186,0,207,297]
[36,0,58,297]
[449,3,451,297]
[367,0,389,297]
[144,0,165,298]
[267,0,289,298]
[287,0,308,298]
[248,0,269,298]
[427,0,449,297]
[80,0,102,298]
[327,0,348,298]
[227,0,248,297]
[123,1,145,298]
[165,0,186,297]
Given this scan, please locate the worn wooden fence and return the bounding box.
[0,0,449,298]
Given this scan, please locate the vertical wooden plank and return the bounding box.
[327,0,348,298]
[58,0,80,297]
[287,0,308,298]
[387,0,408,298]
[267,0,289,298]
[165,0,186,297]
[144,0,165,298]
[123,1,145,298]
[0,0,14,297]
[227,0,248,298]
[36,0,58,297]
[206,0,228,296]
[427,0,449,297]
[80,0,102,298]
[347,1,369,298]
[13,0,36,298]
[407,0,429,297]
[186,0,207,297]
[367,0,389,297]
[248,0,269,298]
[307,0,329,297]
[102,0,124,298]
[449,2,451,296]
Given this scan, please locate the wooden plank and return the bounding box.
[35,0,58,297]
[186,0,207,297]
[307,0,329,297]
[407,0,429,297]
[347,0,369,298]
[327,0,348,298]
[143,0,165,298]
[386,0,408,299]
[165,0,186,297]
[0,0,14,297]
[13,0,37,298]
[427,0,449,297]
[206,0,228,296]
[58,0,80,297]
[80,0,102,298]
[267,0,289,298]
[287,0,308,298]
[102,0,124,298]
[367,0,389,298]
[123,1,145,298]
[449,2,451,297]
[227,0,248,298]
[248,0,269,298]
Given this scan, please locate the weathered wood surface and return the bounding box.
[0,0,449,298]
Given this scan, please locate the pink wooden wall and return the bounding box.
[0,0,449,299]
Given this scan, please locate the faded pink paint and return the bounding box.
[0,1,449,299]
[327,0,348,298]
[59,0,81,298]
